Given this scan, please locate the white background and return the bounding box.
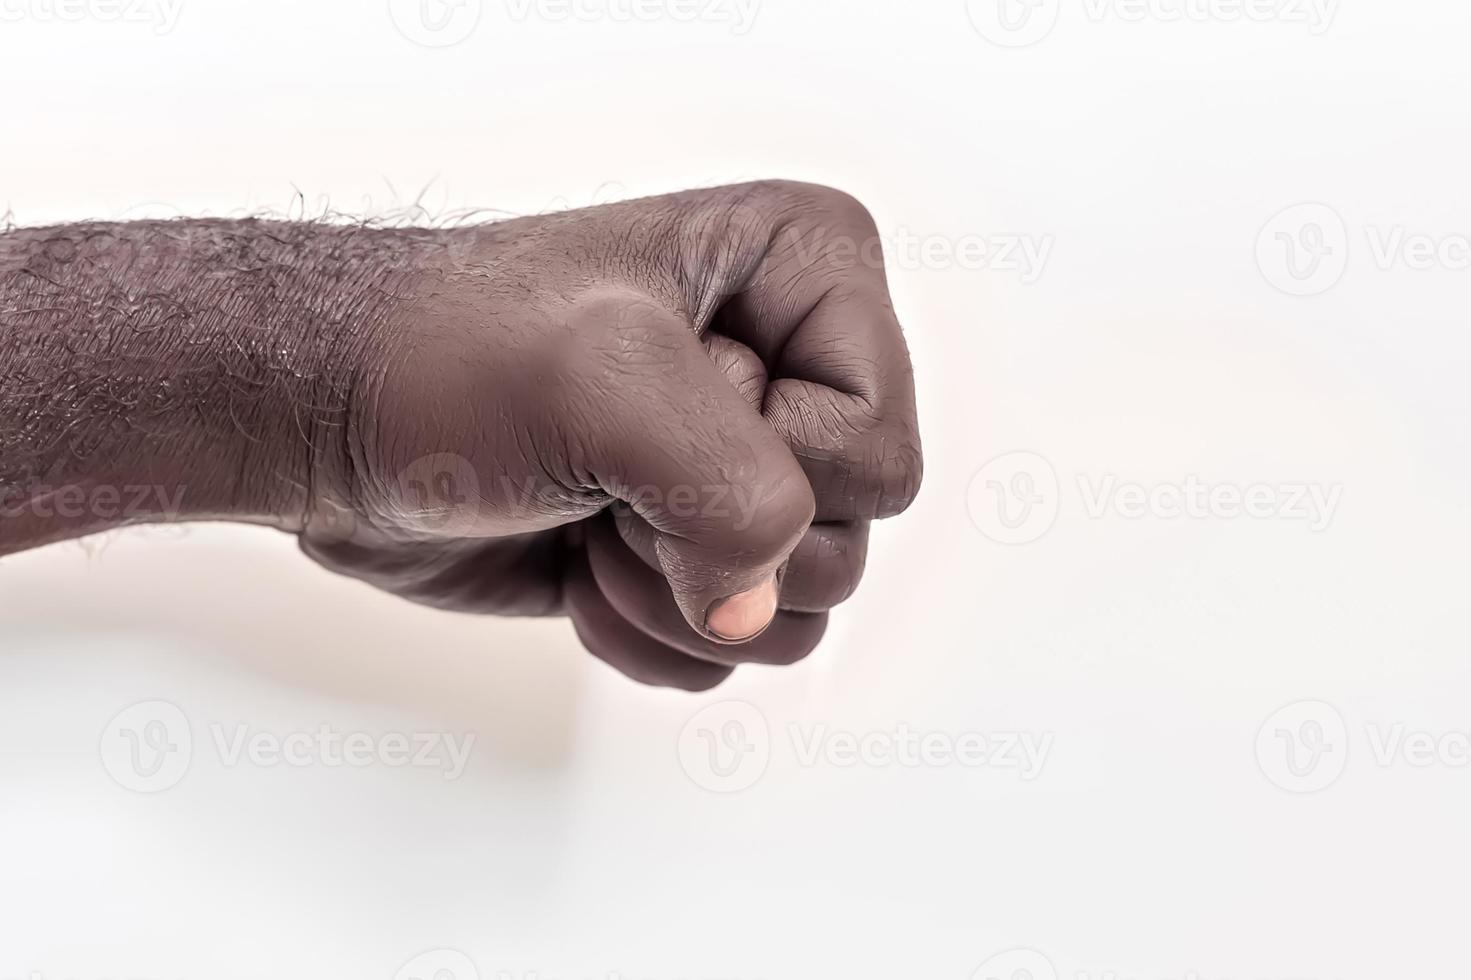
[3,0,1470,977]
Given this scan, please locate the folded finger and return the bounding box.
[564,548,734,692]
[586,515,828,666]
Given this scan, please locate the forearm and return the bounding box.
[0,219,429,554]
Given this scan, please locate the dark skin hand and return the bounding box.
[0,181,922,690]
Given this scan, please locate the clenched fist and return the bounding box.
[0,181,922,689]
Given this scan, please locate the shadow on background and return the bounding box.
[0,524,585,768]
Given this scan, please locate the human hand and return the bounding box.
[299,181,922,689]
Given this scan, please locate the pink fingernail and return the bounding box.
[706,576,779,642]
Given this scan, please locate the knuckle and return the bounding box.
[738,474,817,558]
[873,431,924,518]
[782,555,863,613]
[748,180,877,228]
[849,423,923,519]
[808,185,878,235]
[725,181,882,254]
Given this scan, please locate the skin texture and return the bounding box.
[0,181,922,690]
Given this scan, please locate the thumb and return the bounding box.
[574,293,814,643]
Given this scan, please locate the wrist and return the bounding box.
[0,220,421,550]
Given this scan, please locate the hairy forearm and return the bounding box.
[0,219,441,554]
